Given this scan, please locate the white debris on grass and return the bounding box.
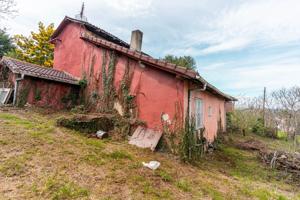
[142,161,160,170]
[96,130,107,139]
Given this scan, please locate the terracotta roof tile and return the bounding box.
[0,57,79,85]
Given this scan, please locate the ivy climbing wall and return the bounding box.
[17,77,79,109]
[52,22,186,130]
[51,21,227,138]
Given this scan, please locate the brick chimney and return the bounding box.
[130,30,143,52]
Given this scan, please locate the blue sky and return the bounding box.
[1,0,300,98]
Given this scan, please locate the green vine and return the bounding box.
[179,116,206,163]
[61,88,79,108]
[34,88,42,101]
[17,86,30,107]
[119,59,135,118]
[101,50,117,112]
[161,104,207,162]
[78,77,87,89]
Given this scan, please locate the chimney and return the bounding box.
[130,30,143,51]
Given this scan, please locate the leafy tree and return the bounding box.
[0,28,14,57]
[11,22,55,67]
[163,55,196,70]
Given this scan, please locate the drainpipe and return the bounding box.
[13,74,25,106]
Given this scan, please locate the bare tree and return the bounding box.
[0,0,16,19]
[272,87,300,142]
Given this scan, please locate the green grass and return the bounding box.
[221,146,274,180]
[84,138,104,149]
[45,176,89,200]
[81,153,107,166]
[108,150,133,160]
[201,185,224,200]
[0,153,31,177]
[0,139,8,145]
[156,169,173,182]
[176,179,191,192]
[0,110,299,200]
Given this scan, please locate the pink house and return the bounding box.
[0,16,236,142]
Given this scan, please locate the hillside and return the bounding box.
[0,108,299,200]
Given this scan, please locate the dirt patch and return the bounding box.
[236,139,266,151]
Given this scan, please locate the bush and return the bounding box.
[252,118,265,135]
[226,110,258,135]
[252,118,277,138]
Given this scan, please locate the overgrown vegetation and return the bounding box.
[60,88,79,108]
[119,59,136,118]
[56,115,115,133]
[228,86,300,153]
[179,117,206,163]
[227,111,275,137]
[0,109,299,199]
[34,88,41,101]
[17,85,30,107]
[101,50,117,112]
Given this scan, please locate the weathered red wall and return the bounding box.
[19,77,78,110]
[190,90,226,142]
[52,22,227,139]
[53,23,185,130]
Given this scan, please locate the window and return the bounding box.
[195,98,203,129]
[0,88,12,104]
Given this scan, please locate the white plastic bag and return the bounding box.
[142,161,160,170]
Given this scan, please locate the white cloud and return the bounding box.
[1,0,300,96]
[104,0,153,17]
[200,38,251,55]
[198,0,300,53]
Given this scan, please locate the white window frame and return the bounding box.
[195,98,203,129]
[0,88,12,105]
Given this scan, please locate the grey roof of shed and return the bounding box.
[0,57,79,85]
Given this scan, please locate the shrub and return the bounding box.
[252,118,265,135]
[179,117,206,163]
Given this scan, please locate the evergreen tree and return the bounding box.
[163,55,196,70]
[0,28,14,57]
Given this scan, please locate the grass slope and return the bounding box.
[0,108,299,200]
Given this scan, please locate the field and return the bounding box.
[0,108,299,200]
